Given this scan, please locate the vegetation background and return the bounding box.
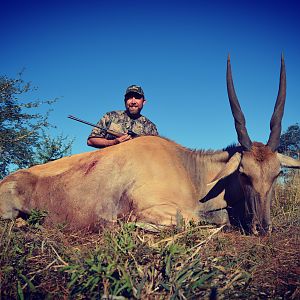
[0,74,73,179]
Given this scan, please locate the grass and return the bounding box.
[0,171,299,299]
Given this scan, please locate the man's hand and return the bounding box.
[115,133,132,144]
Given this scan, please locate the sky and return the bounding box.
[1,0,300,154]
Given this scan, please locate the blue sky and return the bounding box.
[1,0,300,154]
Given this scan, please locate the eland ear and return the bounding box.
[277,153,300,168]
[207,152,242,188]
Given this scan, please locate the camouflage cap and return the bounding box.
[125,85,144,97]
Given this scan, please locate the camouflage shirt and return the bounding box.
[88,110,158,140]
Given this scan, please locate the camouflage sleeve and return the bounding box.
[88,113,111,139]
[147,123,159,136]
[144,117,159,136]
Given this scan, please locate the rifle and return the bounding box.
[68,115,139,138]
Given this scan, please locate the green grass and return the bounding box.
[0,171,299,299]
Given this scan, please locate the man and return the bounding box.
[87,85,158,148]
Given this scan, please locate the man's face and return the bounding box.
[125,92,145,116]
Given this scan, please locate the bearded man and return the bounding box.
[87,85,158,148]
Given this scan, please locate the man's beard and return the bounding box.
[128,106,140,114]
[126,106,142,118]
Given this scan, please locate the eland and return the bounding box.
[0,56,299,234]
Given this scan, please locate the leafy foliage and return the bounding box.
[27,209,48,228]
[33,131,74,164]
[278,123,300,159]
[0,72,73,178]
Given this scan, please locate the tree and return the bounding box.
[34,131,74,164]
[0,72,73,178]
[278,123,300,159]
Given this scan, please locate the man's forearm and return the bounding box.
[87,137,119,148]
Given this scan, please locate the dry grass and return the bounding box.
[0,171,299,299]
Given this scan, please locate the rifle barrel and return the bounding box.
[68,115,102,129]
[68,115,124,137]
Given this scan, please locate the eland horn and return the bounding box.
[226,55,252,150]
[266,55,286,151]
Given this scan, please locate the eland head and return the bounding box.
[225,55,299,234]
